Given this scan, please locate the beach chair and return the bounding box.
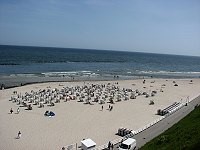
[39,103,44,108]
[50,102,55,106]
[27,105,32,110]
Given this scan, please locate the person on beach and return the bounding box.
[110,106,113,111]
[143,80,146,84]
[111,143,114,150]
[1,84,5,90]
[102,105,103,111]
[108,141,111,149]
[62,147,65,150]
[10,108,13,114]
[17,108,20,114]
[121,139,123,144]
[17,131,21,139]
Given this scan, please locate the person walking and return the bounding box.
[17,131,21,139]
[110,106,113,111]
[102,105,103,111]
[108,141,111,149]
[111,143,114,150]
[17,108,20,114]
[10,108,13,114]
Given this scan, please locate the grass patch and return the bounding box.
[140,105,200,150]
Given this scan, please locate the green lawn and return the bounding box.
[140,105,200,150]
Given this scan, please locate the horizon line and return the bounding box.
[0,44,199,58]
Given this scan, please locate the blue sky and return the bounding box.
[0,0,200,56]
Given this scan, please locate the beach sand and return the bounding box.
[0,78,200,150]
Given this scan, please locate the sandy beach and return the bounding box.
[0,78,200,150]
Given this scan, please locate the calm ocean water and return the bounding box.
[0,45,200,78]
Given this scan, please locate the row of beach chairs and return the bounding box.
[157,102,180,116]
[118,128,132,136]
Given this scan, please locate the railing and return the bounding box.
[124,116,165,137]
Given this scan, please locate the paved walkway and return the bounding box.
[109,95,200,150]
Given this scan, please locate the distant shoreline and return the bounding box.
[0,75,144,89]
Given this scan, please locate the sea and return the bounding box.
[1,45,200,79]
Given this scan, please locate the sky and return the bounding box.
[0,0,200,56]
